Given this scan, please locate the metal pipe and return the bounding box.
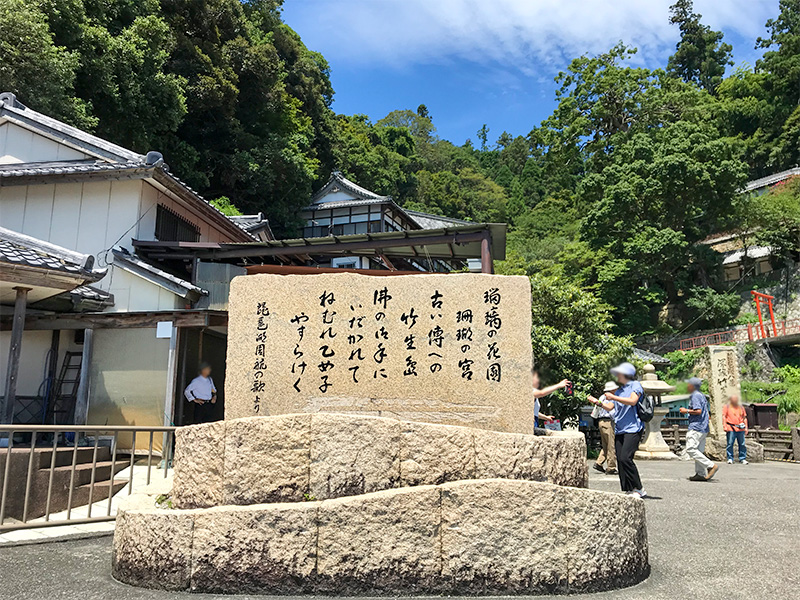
[86,435,100,518]
[163,431,172,478]
[44,434,58,520]
[146,431,154,486]
[0,433,15,524]
[0,425,176,433]
[65,432,80,519]
[107,432,118,517]
[21,431,38,522]
[0,514,115,533]
[128,431,136,495]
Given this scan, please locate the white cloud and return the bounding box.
[285,0,777,72]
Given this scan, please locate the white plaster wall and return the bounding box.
[104,266,183,312]
[314,189,359,204]
[0,122,88,164]
[0,330,79,398]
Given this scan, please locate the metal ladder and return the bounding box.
[47,352,82,425]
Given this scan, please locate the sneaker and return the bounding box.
[727,459,733,464]
[689,474,706,482]
[593,463,605,474]
[627,489,647,498]
[741,459,749,465]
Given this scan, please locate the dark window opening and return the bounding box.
[155,205,200,242]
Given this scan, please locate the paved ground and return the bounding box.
[0,460,797,600]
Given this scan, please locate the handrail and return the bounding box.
[0,424,176,533]
[0,425,176,432]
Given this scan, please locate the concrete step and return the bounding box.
[50,460,129,488]
[70,479,130,509]
[37,446,113,469]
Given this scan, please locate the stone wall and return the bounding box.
[172,413,588,509]
[113,478,649,595]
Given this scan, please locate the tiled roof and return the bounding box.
[70,284,113,303]
[0,93,254,243]
[301,197,391,210]
[745,167,800,192]
[405,210,473,230]
[0,159,151,178]
[632,347,671,365]
[0,226,105,280]
[722,245,772,265]
[1,92,143,163]
[311,171,389,203]
[112,248,207,299]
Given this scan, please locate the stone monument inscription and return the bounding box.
[225,273,535,433]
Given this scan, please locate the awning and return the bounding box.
[133,223,507,263]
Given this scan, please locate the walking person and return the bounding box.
[184,362,218,424]
[680,377,719,481]
[723,394,748,465]
[590,381,618,475]
[531,369,568,429]
[587,362,647,498]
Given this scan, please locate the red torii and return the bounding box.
[751,291,778,339]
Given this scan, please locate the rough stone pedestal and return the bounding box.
[636,407,678,460]
[114,413,650,595]
[703,437,764,463]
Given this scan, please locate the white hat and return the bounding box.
[603,381,617,392]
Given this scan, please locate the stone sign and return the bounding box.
[705,345,740,439]
[225,273,535,433]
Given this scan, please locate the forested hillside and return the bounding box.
[3,0,800,337]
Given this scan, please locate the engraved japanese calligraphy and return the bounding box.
[225,273,535,433]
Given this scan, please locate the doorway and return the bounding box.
[175,328,227,426]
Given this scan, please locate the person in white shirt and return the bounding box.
[184,362,217,423]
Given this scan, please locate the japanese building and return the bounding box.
[0,92,507,436]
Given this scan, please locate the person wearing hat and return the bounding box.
[184,362,217,424]
[680,377,718,481]
[588,362,647,497]
[589,381,618,475]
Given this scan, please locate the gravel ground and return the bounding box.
[0,459,797,600]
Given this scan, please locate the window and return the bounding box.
[155,205,200,242]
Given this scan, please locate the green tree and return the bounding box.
[0,0,95,129]
[494,271,632,423]
[375,108,435,143]
[755,175,800,263]
[667,0,733,93]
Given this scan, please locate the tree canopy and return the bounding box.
[2,0,799,401]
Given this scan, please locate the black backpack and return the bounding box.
[637,390,655,423]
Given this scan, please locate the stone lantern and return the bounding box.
[635,364,678,460]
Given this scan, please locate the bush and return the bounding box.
[663,349,703,383]
[513,273,633,425]
[685,287,741,329]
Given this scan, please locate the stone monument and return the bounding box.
[112,273,649,595]
[698,345,763,462]
[226,273,535,432]
[635,364,678,460]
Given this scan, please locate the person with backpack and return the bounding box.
[587,362,647,498]
[680,377,719,481]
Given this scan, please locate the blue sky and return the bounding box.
[282,0,779,145]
